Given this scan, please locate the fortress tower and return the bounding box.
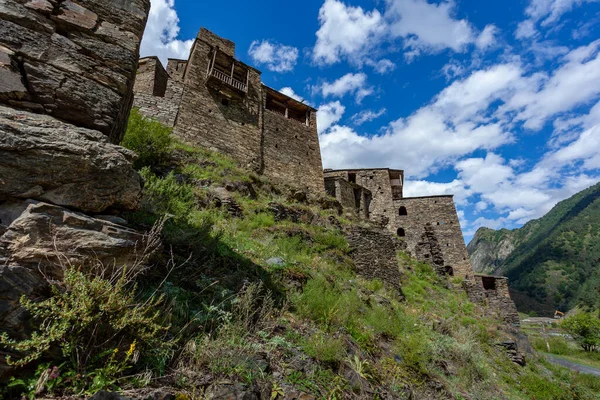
[133,28,324,194]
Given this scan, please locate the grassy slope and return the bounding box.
[468,182,600,315]
[6,112,592,399]
[117,112,600,399]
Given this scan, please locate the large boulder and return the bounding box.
[0,200,149,274]
[0,105,143,213]
[0,0,151,142]
[0,199,156,377]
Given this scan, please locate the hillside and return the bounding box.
[468,182,600,315]
[2,112,599,399]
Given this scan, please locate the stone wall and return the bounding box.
[325,176,371,219]
[394,196,472,277]
[134,28,325,194]
[324,169,402,229]
[0,0,150,378]
[132,58,186,127]
[173,29,264,172]
[345,226,406,292]
[0,0,150,143]
[464,275,520,327]
[134,57,168,97]
[262,107,323,193]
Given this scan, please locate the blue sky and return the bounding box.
[140,0,600,242]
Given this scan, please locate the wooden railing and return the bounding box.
[210,68,247,92]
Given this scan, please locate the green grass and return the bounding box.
[8,111,598,399]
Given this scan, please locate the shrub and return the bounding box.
[0,267,171,394]
[140,168,196,220]
[301,333,347,364]
[122,109,173,169]
[561,312,600,352]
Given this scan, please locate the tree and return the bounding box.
[561,312,600,352]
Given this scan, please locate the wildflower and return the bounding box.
[126,340,137,358]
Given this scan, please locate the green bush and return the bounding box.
[519,369,573,400]
[301,333,347,364]
[0,267,171,394]
[140,168,196,219]
[122,109,173,169]
[561,312,600,351]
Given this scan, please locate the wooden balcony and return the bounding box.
[210,68,247,93]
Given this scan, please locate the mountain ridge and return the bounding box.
[468,181,600,315]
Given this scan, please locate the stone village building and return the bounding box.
[134,27,519,326]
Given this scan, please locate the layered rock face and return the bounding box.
[0,106,142,212]
[0,0,150,143]
[0,0,151,377]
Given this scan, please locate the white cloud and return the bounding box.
[318,73,374,103]
[475,201,488,211]
[501,40,600,130]
[366,59,396,74]
[385,0,476,58]
[313,0,498,64]
[543,124,600,170]
[351,108,387,125]
[455,153,514,193]
[526,0,600,26]
[516,0,600,39]
[515,20,537,39]
[317,101,346,134]
[248,40,299,73]
[313,0,385,65]
[279,87,305,103]
[319,64,519,177]
[476,25,499,50]
[140,0,194,66]
[404,179,472,205]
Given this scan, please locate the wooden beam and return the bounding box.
[208,47,217,76]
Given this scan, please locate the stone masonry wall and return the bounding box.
[262,107,324,193]
[132,58,186,127]
[324,169,398,228]
[345,226,406,292]
[133,57,168,96]
[0,0,151,143]
[173,30,264,172]
[325,176,371,219]
[394,196,472,277]
[464,275,520,326]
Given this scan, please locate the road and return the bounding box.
[545,354,600,377]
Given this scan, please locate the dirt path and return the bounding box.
[545,354,600,377]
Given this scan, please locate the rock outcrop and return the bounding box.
[0,0,151,143]
[0,200,149,273]
[0,106,143,212]
[0,200,156,376]
[0,0,152,379]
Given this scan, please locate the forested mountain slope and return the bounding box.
[468,182,600,315]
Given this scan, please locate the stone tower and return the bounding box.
[133,28,324,194]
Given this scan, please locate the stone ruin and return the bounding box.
[0,0,151,377]
[135,24,521,324]
[133,28,325,195]
[325,168,521,324]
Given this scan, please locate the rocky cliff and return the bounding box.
[0,0,151,378]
